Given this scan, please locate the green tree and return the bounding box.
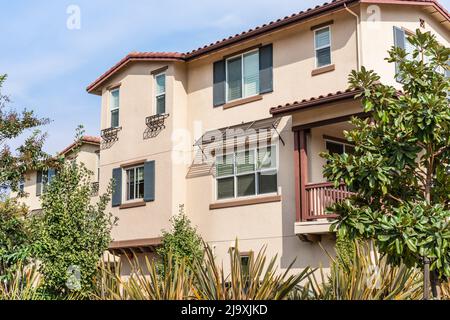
[0,73,52,281]
[157,213,203,270]
[33,150,116,298]
[0,199,32,279]
[322,29,449,299]
[0,74,53,194]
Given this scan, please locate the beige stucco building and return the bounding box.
[16,136,101,212]
[83,0,450,274]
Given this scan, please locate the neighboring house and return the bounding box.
[16,136,101,212]
[85,0,449,275]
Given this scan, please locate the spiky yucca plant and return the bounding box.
[191,241,312,300]
[293,241,423,300]
[0,262,41,300]
[96,253,194,300]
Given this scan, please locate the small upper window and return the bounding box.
[314,27,331,68]
[110,89,120,128]
[155,73,166,115]
[226,50,259,102]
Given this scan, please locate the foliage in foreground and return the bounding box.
[322,29,450,293]
[32,160,116,298]
[0,199,33,279]
[293,241,423,300]
[97,242,312,300]
[0,73,53,194]
[157,213,203,272]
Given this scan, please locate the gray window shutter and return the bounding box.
[393,26,405,82]
[112,168,122,207]
[144,160,155,202]
[213,60,226,107]
[36,171,42,196]
[259,44,273,94]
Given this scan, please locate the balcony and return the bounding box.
[101,127,121,142]
[303,182,353,221]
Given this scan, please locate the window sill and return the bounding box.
[119,201,146,210]
[311,64,335,76]
[222,94,263,110]
[209,194,281,210]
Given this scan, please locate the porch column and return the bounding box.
[294,129,309,222]
[299,129,309,222]
[293,131,301,222]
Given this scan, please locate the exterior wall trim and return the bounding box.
[209,195,281,210]
[222,94,263,110]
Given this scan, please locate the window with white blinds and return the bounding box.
[226,50,260,102]
[216,146,277,200]
[110,89,120,128]
[155,73,166,114]
[314,26,331,68]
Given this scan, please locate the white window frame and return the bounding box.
[215,145,278,200]
[225,49,260,103]
[124,165,145,202]
[154,72,166,115]
[324,138,354,154]
[314,26,332,68]
[110,88,120,128]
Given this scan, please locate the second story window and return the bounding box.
[226,50,259,102]
[126,166,144,201]
[110,88,120,128]
[314,26,331,68]
[216,146,277,200]
[155,73,166,115]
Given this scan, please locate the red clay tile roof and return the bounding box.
[60,136,101,155]
[86,52,184,94]
[270,88,363,115]
[87,0,449,94]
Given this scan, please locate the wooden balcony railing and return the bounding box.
[302,182,354,221]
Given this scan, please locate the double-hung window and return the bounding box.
[226,50,260,102]
[41,169,56,193]
[314,26,331,68]
[126,166,145,201]
[155,73,166,115]
[216,146,277,200]
[110,88,120,128]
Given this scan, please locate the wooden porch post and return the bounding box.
[294,131,301,222]
[299,129,309,222]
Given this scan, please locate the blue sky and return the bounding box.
[1,0,448,154]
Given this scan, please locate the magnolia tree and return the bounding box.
[322,30,449,299]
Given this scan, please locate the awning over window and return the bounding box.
[193,117,284,148]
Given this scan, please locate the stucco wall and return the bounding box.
[92,3,449,274]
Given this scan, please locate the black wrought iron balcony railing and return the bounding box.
[145,113,169,132]
[101,126,122,142]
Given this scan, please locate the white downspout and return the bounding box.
[344,3,362,71]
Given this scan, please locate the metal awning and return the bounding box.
[193,117,284,147]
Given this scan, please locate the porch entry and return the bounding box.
[293,114,364,222]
